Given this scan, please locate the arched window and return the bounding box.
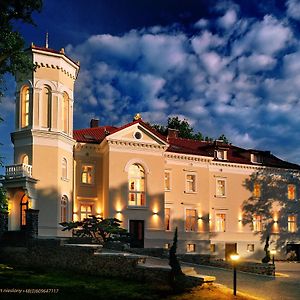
[128,164,145,206]
[20,194,29,228]
[62,158,67,179]
[21,86,30,128]
[61,195,68,223]
[22,154,29,165]
[42,85,51,128]
[62,92,69,133]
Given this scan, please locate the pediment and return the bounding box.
[106,122,168,146]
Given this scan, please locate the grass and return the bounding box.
[0,264,259,300]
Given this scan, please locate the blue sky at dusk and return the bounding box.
[2,0,300,168]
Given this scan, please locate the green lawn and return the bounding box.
[0,264,258,300]
[0,264,167,299]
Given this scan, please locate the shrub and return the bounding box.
[60,216,130,245]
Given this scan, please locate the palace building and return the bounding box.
[1,44,300,260]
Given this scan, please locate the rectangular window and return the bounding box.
[216,178,226,197]
[185,209,197,231]
[253,215,262,232]
[288,215,297,232]
[60,197,68,223]
[128,179,145,206]
[215,213,226,232]
[164,171,171,191]
[215,150,227,160]
[251,153,262,164]
[288,184,296,200]
[165,208,171,231]
[81,165,94,184]
[210,244,216,253]
[187,243,196,253]
[80,204,93,220]
[186,174,196,193]
[253,183,261,198]
[247,244,255,252]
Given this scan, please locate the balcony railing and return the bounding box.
[5,164,33,178]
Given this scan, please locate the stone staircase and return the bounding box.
[139,257,216,284]
[182,266,216,283]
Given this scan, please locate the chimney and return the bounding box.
[167,128,179,139]
[90,119,99,128]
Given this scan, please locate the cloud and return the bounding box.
[233,15,293,56]
[217,9,238,29]
[237,54,277,73]
[66,3,300,164]
[286,0,300,21]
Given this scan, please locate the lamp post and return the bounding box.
[230,253,240,296]
[270,249,276,265]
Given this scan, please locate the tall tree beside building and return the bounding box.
[0,0,42,91]
[151,116,228,142]
[0,0,42,164]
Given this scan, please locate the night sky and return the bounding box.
[2,0,300,169]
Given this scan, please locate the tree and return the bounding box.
[0,187,8,213]
[242,168,300,258]
[218,134,229,144]
[60,215,129,245]
[151,116,229,142]
[0,0,42,166]
[167,117,195,139]
[0,0,42,89]
[262,235,271,263]
[169,227,183,284]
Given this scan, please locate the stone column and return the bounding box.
[25,209,39,238]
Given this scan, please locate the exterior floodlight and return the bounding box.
[230,253,240,296]
[230,253,240,261]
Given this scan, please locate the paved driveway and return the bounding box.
[145,258,300,300]
[192,262,300,300]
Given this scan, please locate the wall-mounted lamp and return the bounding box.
[116,210,122,214]
[273,220,278,224]
[198,216,203,220]
[238,219,242,222]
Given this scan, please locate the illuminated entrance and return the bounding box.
[20,194,29,230]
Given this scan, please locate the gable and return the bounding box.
[106,122,168,146]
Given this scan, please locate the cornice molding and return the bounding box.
[107,139,168,151]
[164,152,212,163]
[35,64,76,80]
[209,161,263,171]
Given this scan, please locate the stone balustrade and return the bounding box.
[5,164,32,178]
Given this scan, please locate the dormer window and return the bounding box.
[251,153,263,164]
[215,150,227,160]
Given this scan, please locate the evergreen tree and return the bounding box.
[169,227,183,281]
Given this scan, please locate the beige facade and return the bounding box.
[2,45,300,260]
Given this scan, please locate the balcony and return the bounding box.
[5,164,33,178]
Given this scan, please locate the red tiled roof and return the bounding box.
[73,126,117,143]
[30,45,80,67]
[73,119,167,144]
[73,121,300,170]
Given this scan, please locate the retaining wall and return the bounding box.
[0,244,204,287]
[127,247,275,276]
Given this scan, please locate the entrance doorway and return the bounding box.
[225,243,237,260]
[20,194,29,230]
[129,220,144,248]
